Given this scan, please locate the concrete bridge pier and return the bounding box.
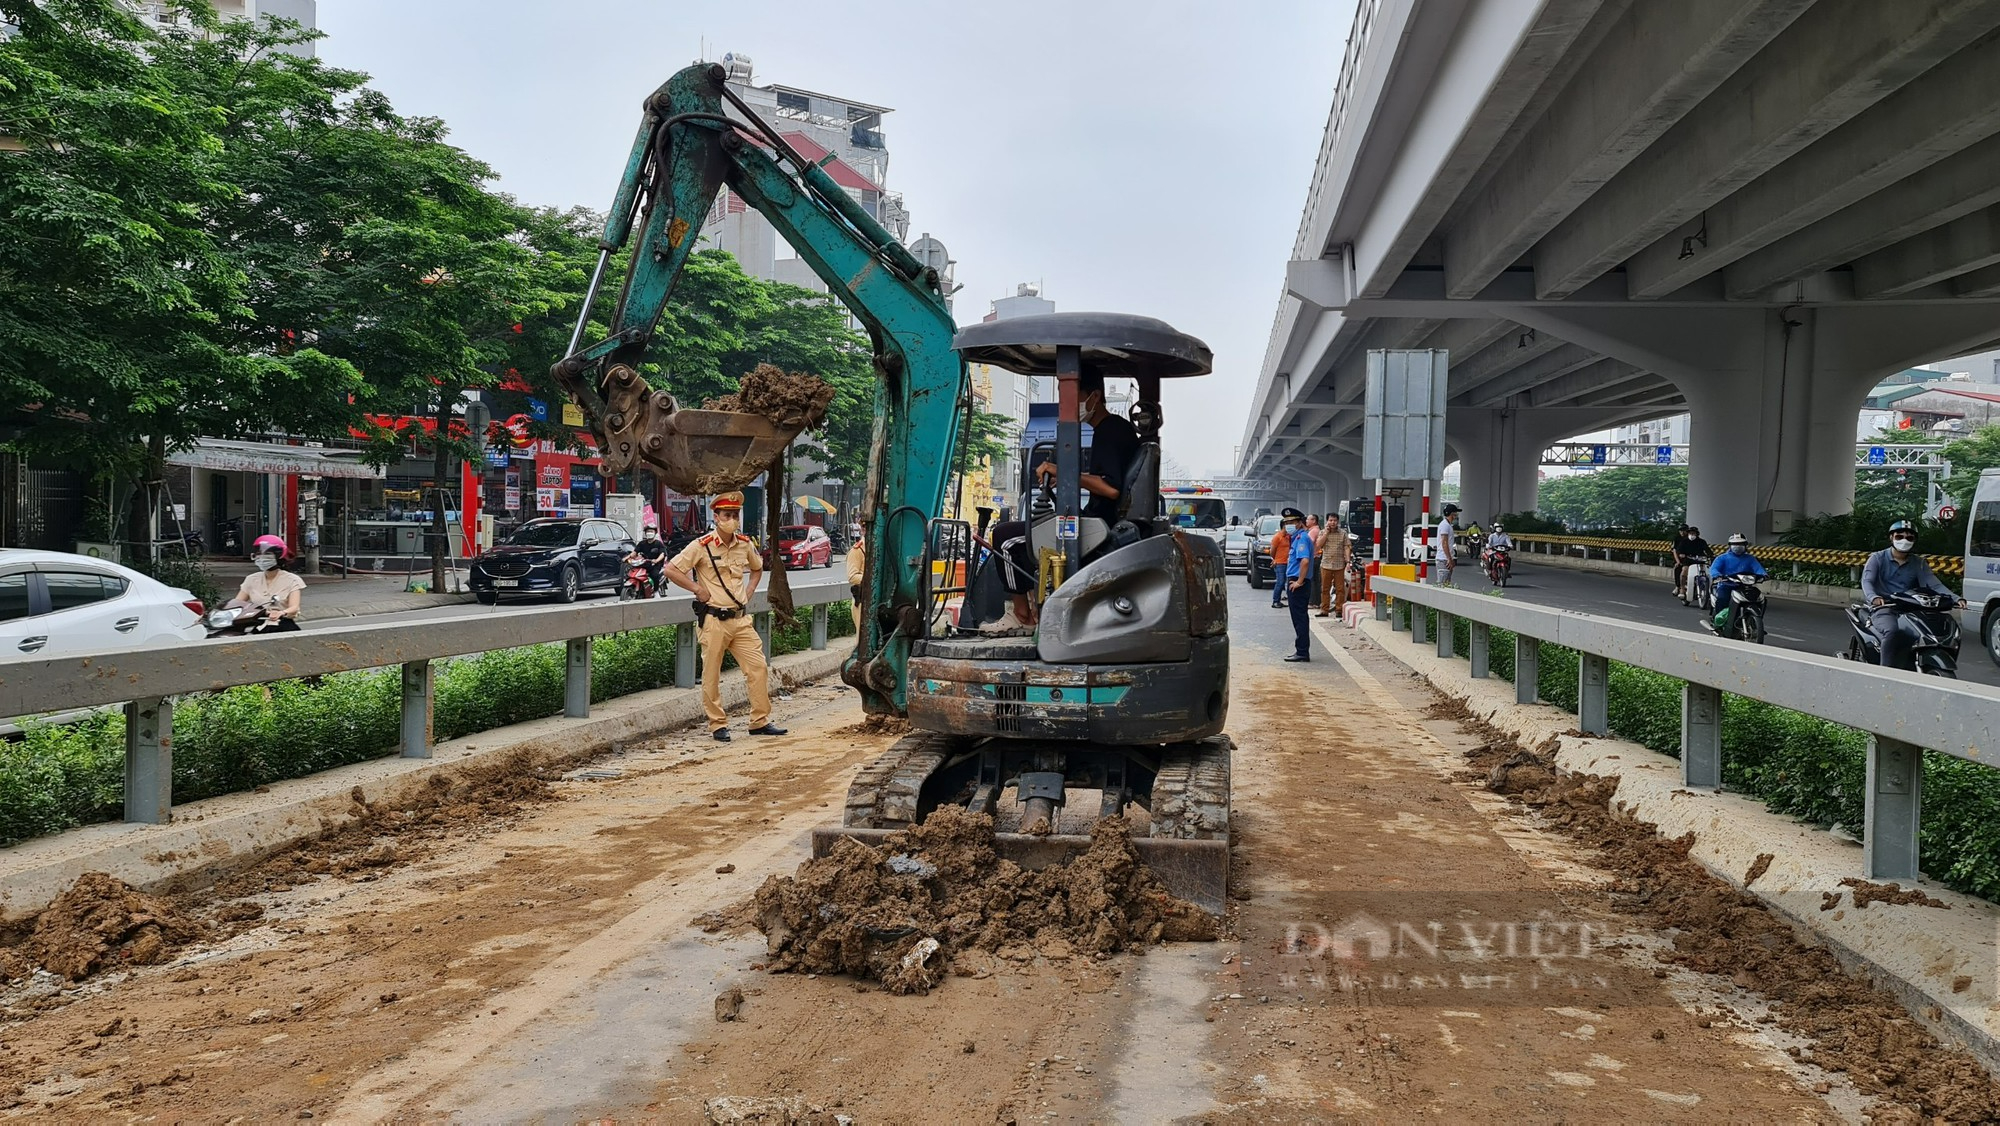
[1513,303,2000,538]
[1447,406,1644,525]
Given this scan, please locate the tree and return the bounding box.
[1940,423,2000,505]
[1535,467,1687,531]
[0,0,362,552]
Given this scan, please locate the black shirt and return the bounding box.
[1673,535,1709,560]
[1083,412,1143,524]
[635,536,669,561]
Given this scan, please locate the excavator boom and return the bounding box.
[551,63,967,717]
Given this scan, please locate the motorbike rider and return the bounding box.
[1705,533,1767,635]
[626,523,670,596]
[1861,519,1966,670]
[1482,523,1513,561]
[225,534,305,631]
[1671,524,1710,600]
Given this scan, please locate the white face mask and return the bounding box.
[253,554,279,572]
[1892,536,1915,551]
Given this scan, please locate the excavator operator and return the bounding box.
[984,372,1142,632]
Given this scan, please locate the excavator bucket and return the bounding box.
[646,408,809,496]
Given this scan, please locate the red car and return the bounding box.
[776,524,833,568]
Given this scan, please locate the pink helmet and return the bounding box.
[251,534,289,559]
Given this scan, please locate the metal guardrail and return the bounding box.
[1512,534,1965,579]
[0,585,852,827]
[1370,576,2000,882]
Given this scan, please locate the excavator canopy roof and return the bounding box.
[952,312,1212,380]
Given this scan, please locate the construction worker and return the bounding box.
[845,525,866,633]
[664,492,785,742]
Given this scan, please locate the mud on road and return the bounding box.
[0,613,1993,1122]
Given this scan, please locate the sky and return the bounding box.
[314,0,1355,478]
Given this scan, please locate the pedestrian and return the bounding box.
[1317,512,1352,616]
[845,525,866,634]
[1281,508,1315,661]
[1267,517,1292,608]
[1436,504,1458,585]
[1303,514,1324,608]
[664,492,786,742]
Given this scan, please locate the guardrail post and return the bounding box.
[675,623,697,689]
[810,604,829,651]
[1469,622,1490,678]
[401,660,432,759]
[1864,737,1922,881]
[1515,636,1539,705]
[756,611,773,660]
[1373,592,1388,620]
[1436,610,1454,658]
[1411,603,1430,645]
[1578,653,1609,736]
[564,637,592,719]
[123,697,172,824]
[1680,683,1722,789]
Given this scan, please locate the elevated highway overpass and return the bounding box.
[1243,0,2000,533]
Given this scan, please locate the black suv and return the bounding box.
[470,517,635,604]
[1245,513,1285,589]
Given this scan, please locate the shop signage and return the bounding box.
[536,488,565,512]
[538,464,568,490]
[504,486,520,511]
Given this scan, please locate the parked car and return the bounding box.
[776,524,833,568]
[1222,527,1251,573]
[469,517,634,604]
[1402,523,1442,564]
[1245,513,1285,589]
[0,550,206,658]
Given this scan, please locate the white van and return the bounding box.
[1966,468,2000,666]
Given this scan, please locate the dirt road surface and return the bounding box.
[0,584,1980,1122]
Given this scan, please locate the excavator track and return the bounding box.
[1149,736,1233,840]
[840,732,956,830]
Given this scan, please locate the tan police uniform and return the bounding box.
[670,512,771,734]
[844,536,865,632]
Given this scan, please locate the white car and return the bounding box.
[0,550,208,659]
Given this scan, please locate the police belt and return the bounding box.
[693,602,743,623]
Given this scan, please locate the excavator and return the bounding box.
[551,63,1233,912]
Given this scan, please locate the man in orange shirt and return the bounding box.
[1267,518,1292,608]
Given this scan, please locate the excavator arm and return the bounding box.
[551,63,965,717]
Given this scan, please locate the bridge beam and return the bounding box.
[1628,28,2000,299]
[1442,0,1808,299]
[1852,202,2000,298]
[1460,344,1605,406]
[1526,360,1653,407]
[1533,0,2000,299]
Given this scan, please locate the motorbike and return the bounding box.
[619,556,661,600]
[204,604,300,639]
[1704,573,1767,643]
[1840,590,1962,677]
[1484,546,1512,587]
[1679,553,1712,608]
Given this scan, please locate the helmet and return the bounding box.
[1726,533,1749,552]
[1491,523,1503,532]
[1888,519,1916,535]
[251,534,288,559]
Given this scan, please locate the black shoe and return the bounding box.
[1283,653,1310,663]
[712,728,732,742]
[748,724,787,736]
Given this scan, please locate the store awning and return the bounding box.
[166,439,384,479]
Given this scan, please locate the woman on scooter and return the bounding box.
[225,535,305,631]
[1705,533,1766,635]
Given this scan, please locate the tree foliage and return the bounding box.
[1534,467,1687,531]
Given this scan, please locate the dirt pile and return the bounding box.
[1457,728,2000,1121]
[753,807,1216,994]
[829,716,912,738]
[706,364,835,432]
[20,873,203,981]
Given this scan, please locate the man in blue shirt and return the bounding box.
[1861,519,1965,670]
[1281,507,1317,662]
[1706,533,1768,635]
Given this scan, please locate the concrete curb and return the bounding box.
[0,647,851,923]
[1517,548,1860,608]
[1346,613,2000,1073]
[299,592,476,622]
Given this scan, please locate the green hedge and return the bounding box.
[0,603,855,848]
[1424,608,2000,901]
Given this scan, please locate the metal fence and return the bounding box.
[1511,534,1964,580]
[1370,576,2000,881]
[0,586,851,827]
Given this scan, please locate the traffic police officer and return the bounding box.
[665,492,786,742]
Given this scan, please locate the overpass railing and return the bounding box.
[0,586,851,828]
[1369,576,2000,881]
[1509,534,1964,580]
